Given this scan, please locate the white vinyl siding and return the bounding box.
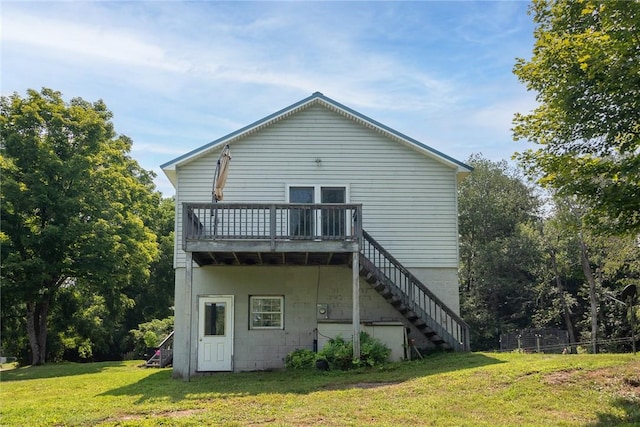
[173,104,459,268]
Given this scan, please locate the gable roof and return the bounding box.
[161,92,472,186]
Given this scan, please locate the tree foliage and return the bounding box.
[127,197,175,325]
[513,0,640,234]
[459,156,639,352]
[458,155,543,350]
[529,212,582,345]
[0,88,160,364]
[528,196,640,353]
[128,316,174,358]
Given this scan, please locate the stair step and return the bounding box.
[414,322,428,331]
[379,288,393,298]
[365,275,378,284]
[373,281,386,291]
[360,234,468,352]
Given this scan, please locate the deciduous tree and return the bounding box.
[1,88,159,365]
[458,155,542,349]
[533,196,640,353]
[513,0,640,234]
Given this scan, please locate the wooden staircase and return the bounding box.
[145,331,174,368]
[360,230,470,351]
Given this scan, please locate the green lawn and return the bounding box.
[1,352,639,426]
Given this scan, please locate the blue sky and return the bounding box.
[2,1,537,195]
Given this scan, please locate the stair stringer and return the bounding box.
[359,230,470,352]
[145,331,174,368]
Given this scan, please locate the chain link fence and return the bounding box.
[500,328,570,353]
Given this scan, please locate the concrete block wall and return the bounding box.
[172,264,458,377]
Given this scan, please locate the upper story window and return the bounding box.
[288,186,347,238]
[320,187,346,237]
[289,187,315,237]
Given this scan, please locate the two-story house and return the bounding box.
[161,92,471,378]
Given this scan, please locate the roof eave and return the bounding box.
[160,92,322,175]
[159,92,473,185]
[313,93,472,173]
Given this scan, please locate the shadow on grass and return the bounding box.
[100,352,504,404]
[590,398,640,426]
[0,361,127,382]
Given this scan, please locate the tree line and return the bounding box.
[458,155,639,352]
[461,0,639,352]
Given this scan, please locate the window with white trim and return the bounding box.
[288,185,347,238]
[250,296,284,329]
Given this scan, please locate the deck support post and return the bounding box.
[185,251,193,382]
[352,251,360,360]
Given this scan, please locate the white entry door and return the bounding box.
[197,295,234,371]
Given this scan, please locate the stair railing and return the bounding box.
[158,331,174,368]
[361,230,470,351]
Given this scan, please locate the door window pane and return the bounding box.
[321,187,346,204]
[204,302,226,336]
[321,187,346,237]
[289,187,314,238]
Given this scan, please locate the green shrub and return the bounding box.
[143,331,159,348]
[360,333,391,366]
[319,335,353,370]
[285,348,318,369]
[319,332,390,370]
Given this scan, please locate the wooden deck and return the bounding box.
[183,203,362,266]
[181,202,470,352]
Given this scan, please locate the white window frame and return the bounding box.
[249,296,284,330]
[286,184,350,237]
[286,184,350,204]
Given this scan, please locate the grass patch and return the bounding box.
[1,352,638,426]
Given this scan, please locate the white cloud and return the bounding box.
[1,1,537,195]
[454,1,531,45]
[2,11,189,73]
[469,93,538,135]
[2,2,461,116]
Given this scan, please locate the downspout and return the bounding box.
[185,251,193,381]
[352,251,361,360]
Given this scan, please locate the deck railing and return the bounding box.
[183,203,362,247]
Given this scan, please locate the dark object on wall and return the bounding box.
[316,358,329,371]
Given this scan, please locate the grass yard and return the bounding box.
[1,352,639,426]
